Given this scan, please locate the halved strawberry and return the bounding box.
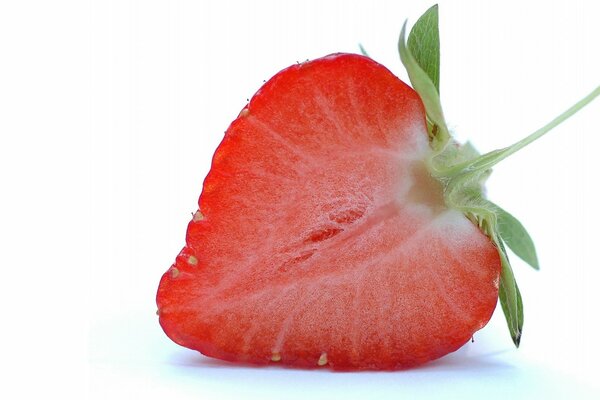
[157,53,501,370]
[157,6,598,370]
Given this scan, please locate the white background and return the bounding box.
[1,0,599,398]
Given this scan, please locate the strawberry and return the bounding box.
[156,5,599,370]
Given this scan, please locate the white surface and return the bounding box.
[1,0,599,398]
[88,310,600,400]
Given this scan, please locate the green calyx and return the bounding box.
[398,4,600,347]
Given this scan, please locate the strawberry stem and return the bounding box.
[436,86,600,179]
[496,85,600,163]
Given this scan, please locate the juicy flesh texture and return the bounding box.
[157,54,501,370]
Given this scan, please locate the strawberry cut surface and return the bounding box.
[157,54,501,370]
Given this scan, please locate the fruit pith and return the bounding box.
[157,54,501,370]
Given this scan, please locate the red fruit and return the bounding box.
[157,54,501,370]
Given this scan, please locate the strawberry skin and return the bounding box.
[157,54,501,370]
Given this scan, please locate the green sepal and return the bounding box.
[496,239,524,347]
[398,10,449,151]
[494,204,539,270]
[407,4,440,93]
[358,43,370,57]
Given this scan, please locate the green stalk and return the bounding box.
[436,86,600,179]
[498,86,600,161]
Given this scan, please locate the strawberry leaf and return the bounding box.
[358,43,370,57]
[496,239,523,347]
[398,20,449,151]
[494,204,539,270]
[407,4,440,93]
